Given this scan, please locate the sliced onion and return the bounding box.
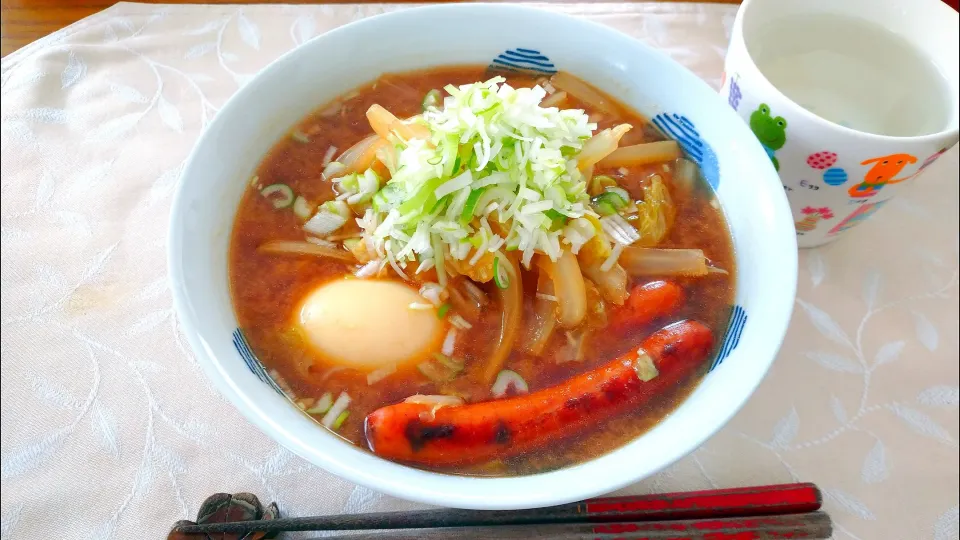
[600,242,624,272]
[305,236,338,249]
[449,314,472,330]
[462,281,489,306]
[600,214,640,246]
[577,124,632,171]
[538,250,586,329]
[523,269,558,356]
[404,394,465,407]
[481,254,522,383]
[672,157,699,199]
[322,161,348,180]
[540,91,568,108]
[557,329,588,363]
[447,282,482,321]
[404,394,465,420]
[491,370,529,398]
[419,282,446,307]
[355,260,381,278]
[582,261,628,306]
[583,279,608,329]
[441,328,457,356]
[620,247,710,277]
[366,104,431,142]
[403,394,463,421]
[322,146,338,166]
[598,140,682,168]
[258,241,355,262]
[335,134,386,177]
[550,71,616,115]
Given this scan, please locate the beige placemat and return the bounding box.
[1,3,957,539]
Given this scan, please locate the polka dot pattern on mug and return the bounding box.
[806,151,837,169]
[823,168,848,186]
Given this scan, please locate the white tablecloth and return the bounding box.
[1,3,957,539]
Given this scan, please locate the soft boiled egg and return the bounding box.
[296,279,444,371]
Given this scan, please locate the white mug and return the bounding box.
[720,0,959,248]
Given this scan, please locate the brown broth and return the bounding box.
[229,66,736,476]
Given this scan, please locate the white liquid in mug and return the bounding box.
[749,14,952,137]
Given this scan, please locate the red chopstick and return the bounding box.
[582,482,821,521]
[315,512,833,539]
[173,482,822,535]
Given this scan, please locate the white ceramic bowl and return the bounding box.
[169,4,798,510]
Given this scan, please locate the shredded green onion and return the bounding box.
[291,130,310,143]
[350,77,598,277]
[437,303,451,319]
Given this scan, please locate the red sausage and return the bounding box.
[364,320,714,467]
[609,281,686,332]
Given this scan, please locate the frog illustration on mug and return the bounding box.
[749,103,787,171]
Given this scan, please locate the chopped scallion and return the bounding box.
[320,392,351,428]
[493,256,509,289]
[305,392,334,415]
[433,353,464,371]
[491,369,529,398]
[291,130,310,143]
[422,89,442,111]
[292,196,314,220]
[260,183,295,209]
[591,191,627,216]
[331,410,350,430]
[437,303,451,319]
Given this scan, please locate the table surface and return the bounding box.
[0,0,740,57]
[0,3,957,540]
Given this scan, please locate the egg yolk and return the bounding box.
[296,279,443,371]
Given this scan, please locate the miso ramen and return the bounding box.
[229,67,735,475]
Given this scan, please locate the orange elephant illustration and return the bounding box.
[847,153,917,198]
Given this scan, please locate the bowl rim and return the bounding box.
[168,2,798,509]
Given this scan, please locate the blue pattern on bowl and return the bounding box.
[710,305,747,371]
[233,328,286,396]
[652,113,720,190]
[489,48,557,75]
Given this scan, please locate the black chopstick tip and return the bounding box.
[167,520,203,539]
